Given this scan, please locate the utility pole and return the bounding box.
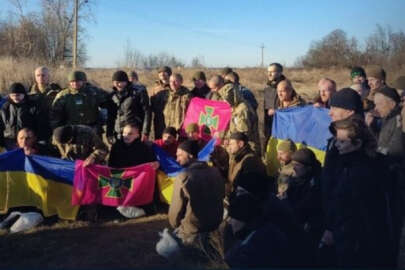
[260,44,265,67]
[73,0,78,69]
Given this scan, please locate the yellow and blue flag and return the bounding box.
[265,106,332,176]
[0,149,79,220]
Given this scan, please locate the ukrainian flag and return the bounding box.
[265,106,332,176]
[0,149,79,220]
[154,138,217,204]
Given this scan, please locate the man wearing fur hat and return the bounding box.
[50,70,110,132]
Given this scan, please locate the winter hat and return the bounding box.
[53,125,74,144]
[192,71,206,82]
[68,70,87,82]
[392,76,405,91]
[376,86,401,104]
[366,66,386,81]
[230,132,249,143]
[112,70,129,82]
[277,139,297,153]
[178,140,200,158]
[185,123,199,133]
[350,66,366,79]
[330,88,363,114]
[220,67,233,76]
[9,83,26,94]
[158,66,172,76]
[163,127,177,137]
[291,148,317,167]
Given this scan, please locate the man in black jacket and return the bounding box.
[263,63,286,139]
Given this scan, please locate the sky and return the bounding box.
[1,0,405,68]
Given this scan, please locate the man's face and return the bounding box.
[267,65,282,82]
[170,76,182,91]
[159,72,170,83]
[35,69,49,85]
[129,76,138,83]
[277,150,292,166]
[368,77,383,91]
[162,133,175,145]
[69,80,84,90]
[194,79,205,89]
[122,126,140,144]
[176,148,191,166]
[208,79,217,91]
[319,83,335,103]
[329,106,354,122]
[335,128,361,155]
[277,84,292,102]
[228,139,244,155]
[352,75,366,84]
[187,131,199,140]
[292,160,308,178]
[113,80,128,91]
[17,130,36,148]
[9,93,25,103]
[374,93,395,118]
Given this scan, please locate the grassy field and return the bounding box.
[1,58,405,268]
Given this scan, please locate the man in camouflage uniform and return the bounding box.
[163,73,192,133]
[208,75,261,156]
[275,139,297,198]
[29,66,61,142]
[50,70,110,134]
[152,66,172,96]
[52,124,108,166]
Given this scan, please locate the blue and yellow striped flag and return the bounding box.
[0,149,79,220]
[265,106,332,176]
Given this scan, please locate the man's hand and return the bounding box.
[141,134,149,142]
[365,112,374,127]
[321,230,334,246]
[83,155,96,167]
[267,108,275,116]
[149,161,160,170]
[313,102,321,108]
[107,136,115,145]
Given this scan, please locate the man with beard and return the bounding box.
[263,63,286,138]
[154,126,179,158]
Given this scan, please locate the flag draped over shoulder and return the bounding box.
[72,161,156,207]
[181,97,231,139]
[265,106,332,176]
[0,149,79,220]
[154,137,218,204]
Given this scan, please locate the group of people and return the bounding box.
[0,63,405,268]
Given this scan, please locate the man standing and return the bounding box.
[51,71,110,133]
[364,66,386,111]
[190,71,210,98]
[313,78,336,108]
[263,63,286,138]
[152,66,172,96]
[224,71,258,111]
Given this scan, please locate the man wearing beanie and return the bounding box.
[0,83,45,150]
[225,71,258,111]
[190,71,210,98]
[365,66,387,111]
[51,70,110,133]
[228,132,266,195]
[163,139,224,260]
[107,70,151,143]
[276,139,297,197]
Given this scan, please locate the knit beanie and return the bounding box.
[291,148,317,167]
[277,139,297,153]
[53,125,74,144]
[158,66,172,76]
[192,71,207,82]
[376,86,401,104]
[9,83,26,94]
[220,67,233,76]
[163,127,177,137]
[350,66,366,79]
[330,88,363,114]
[68,70,87,82]
[185,123,199,133]
[392,76,405,91]
[178,140,200,158]
[366,66,386,81]
[230,132,249,143]
[112,70,129,82]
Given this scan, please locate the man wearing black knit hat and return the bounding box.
[160,140,224,261]
[329,88,363,122]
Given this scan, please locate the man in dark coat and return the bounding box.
[190,71,210,98]
[322,117,392,267]
[263,63,286,139]
[0,83,45,150]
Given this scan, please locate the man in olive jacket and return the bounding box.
[169,140,225,245]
